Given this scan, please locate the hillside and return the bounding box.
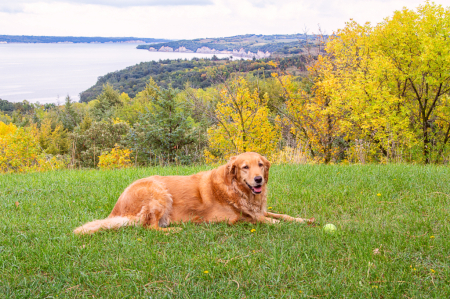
[79,56,307,102]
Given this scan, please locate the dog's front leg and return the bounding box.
[264,212,315,224]
[255,215,280,224]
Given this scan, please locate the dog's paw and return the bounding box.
[306,217,319,226]
[293,217,307,223]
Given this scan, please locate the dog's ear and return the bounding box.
[225,156,237,184]
[261,155,271,183]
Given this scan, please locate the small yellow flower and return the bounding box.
[137,238,142,241]
[250,229,256,233]
[413,268,416,271]
[203,271,209,274]
[410,265,412,268]
[299,290,302,293]
[268,207,272,210]
[372,285,378,289]
[252,250,256,253]
[430,236,435,239]
[430,269,435,273]
[377,193,381,196]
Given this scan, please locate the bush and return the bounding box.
[0,122,66,173]
[97,144,132,170]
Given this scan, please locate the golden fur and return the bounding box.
[74,152,314,234]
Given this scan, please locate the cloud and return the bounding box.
[72,0,214,7]
[0,0,213,9]
[0,4,25,13]
[247,0,277,8]
[0,0,444,39]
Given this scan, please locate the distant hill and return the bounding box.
[79,56,308,103]
[137,33,325,55]
[0,35,171,44]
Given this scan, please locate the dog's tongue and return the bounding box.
[253,186,262,193]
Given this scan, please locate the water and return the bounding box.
[0,43,229,104]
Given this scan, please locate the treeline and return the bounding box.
[79,56,308,103]
[0,35,170,44]
[1,2,449,174]
[135,33,322,54]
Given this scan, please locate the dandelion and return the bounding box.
[413,268,416,271]
[372,285,378,289]
[137,238,142,242]
[377,193,381,196]
[430,236,435,239]
[250,229,256,233]
[299,291,302,293]
[203,271,209,274]
[430,269,435,273]
[268,207,273,210]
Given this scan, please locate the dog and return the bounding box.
[74,152,314,234]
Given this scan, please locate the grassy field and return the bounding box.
[1,164,449,298]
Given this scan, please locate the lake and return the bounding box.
[0,43,229,104]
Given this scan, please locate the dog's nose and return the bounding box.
[254,176,263,184]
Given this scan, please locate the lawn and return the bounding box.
[1,164,449,298]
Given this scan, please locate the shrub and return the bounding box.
[0,122,66,173]
[97,144,132,169]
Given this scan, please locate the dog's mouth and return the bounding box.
[246,182,262,194]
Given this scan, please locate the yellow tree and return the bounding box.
[321,1,450,163]
[372,2,450,163]
[278,56,345,164]
[0,122,65,173]
[318,21,413,163]
[205,77,281,162]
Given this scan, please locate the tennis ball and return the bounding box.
[323,223,337,233]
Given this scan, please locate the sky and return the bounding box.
[0,0,444,39]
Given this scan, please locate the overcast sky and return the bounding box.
[0,0,444,39]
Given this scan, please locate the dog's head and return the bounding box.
[226,152,271,195]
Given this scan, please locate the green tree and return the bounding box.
[133,87,198,164]
[59,96,81,131]
[91,84,123,121]
[71,121,129,167]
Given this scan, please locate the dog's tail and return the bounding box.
[73,216,136,235]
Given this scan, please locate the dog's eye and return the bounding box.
[242,165,249,169]
[259,163,263,167]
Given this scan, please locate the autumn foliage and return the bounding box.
[1,2,450,172]
[279,1,450,164]
[97,144,132,170]
[204,77,281,163]
[0,122,66,173]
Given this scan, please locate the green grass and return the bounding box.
[1,164,449,298]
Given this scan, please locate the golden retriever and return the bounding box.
[74,152,314,234]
